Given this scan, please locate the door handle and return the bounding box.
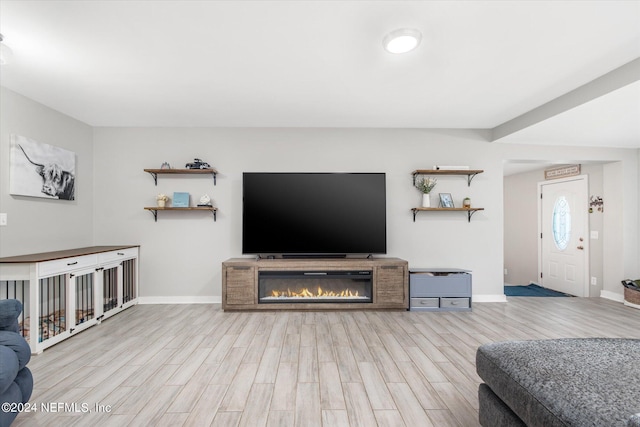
[577,246,584,250]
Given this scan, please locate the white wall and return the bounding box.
[91,127,639,303]
[603,162,625,301]
[585,164,604,296]
[0,87,94,256]
[503,168,541,286]
[92,128,504,302]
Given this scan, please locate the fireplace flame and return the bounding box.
[271,287,360,298]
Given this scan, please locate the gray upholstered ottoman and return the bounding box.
[476,338,640,427]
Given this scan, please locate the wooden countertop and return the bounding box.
[0,245,139,263]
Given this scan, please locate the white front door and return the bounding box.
[539,176,588,296]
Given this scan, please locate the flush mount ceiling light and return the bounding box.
[383,28,422,54]
[0,34,13,65]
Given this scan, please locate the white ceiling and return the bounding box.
[1,1,639,148]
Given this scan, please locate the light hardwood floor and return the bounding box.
[13,297,640,427]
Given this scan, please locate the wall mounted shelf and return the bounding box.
[411,207,484,222]
[144,167,219,222]
[144,168,218,185]
[144,206,217,222]
[412,169,484,186]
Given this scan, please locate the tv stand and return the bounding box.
[282,254,347,259]
[222,257,408,311]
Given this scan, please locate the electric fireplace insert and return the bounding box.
[258,270,373,304]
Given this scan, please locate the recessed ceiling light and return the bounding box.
[383,28,422,54]
[0,34,13,65]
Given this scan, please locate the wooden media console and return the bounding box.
[222,257,408,311]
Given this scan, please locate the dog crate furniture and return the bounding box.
[409,268,472,311]
[0,245,139,354]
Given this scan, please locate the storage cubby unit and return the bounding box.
[0,246,139,354]
[409,268,472,311]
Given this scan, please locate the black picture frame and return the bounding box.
[10,134,77,201]
[439,193,454,208]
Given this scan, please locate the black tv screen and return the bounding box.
[242,173,387,255]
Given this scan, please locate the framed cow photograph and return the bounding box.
[10,134,76,200]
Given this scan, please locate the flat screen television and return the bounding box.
[242,172,387,256]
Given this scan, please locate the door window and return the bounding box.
[552,196,571,250]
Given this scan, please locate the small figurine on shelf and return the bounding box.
[160,161,171,169]
[157,193,169,208]
[198,194,212,207]
[185,158,212,169]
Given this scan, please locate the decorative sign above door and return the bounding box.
[544,164,581,180]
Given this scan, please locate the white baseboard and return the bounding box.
[139,295,509,304]
[599,290,624,303]
[138,296,221,305]
[624,300,640,309]
[473,294,508,303]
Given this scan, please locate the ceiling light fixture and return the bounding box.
[383,28,422,54]
[0,34,13,65]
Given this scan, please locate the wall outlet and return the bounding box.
[504,268,508,275]
[591,277,597,286]
[0,213,6,226]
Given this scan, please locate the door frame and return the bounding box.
[537,175,590,297]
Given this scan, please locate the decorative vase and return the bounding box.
[157,200,166,208]
[422,193,431,208]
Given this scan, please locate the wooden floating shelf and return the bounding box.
[144,168,218,185]
[412,169,484,186]
[411,207,484,222]
[144,206,217,222]
[412,169,484,175]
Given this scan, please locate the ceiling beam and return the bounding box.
[491,57,640,142]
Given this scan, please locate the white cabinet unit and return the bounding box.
[0,246,139,354]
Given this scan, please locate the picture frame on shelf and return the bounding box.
[439,193,454,208]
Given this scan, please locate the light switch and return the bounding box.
[0,213,6,226]
[590,231,599,239]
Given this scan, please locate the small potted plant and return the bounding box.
[415,177,437,207]
[156,193,169,208]
[463,197,471,208]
